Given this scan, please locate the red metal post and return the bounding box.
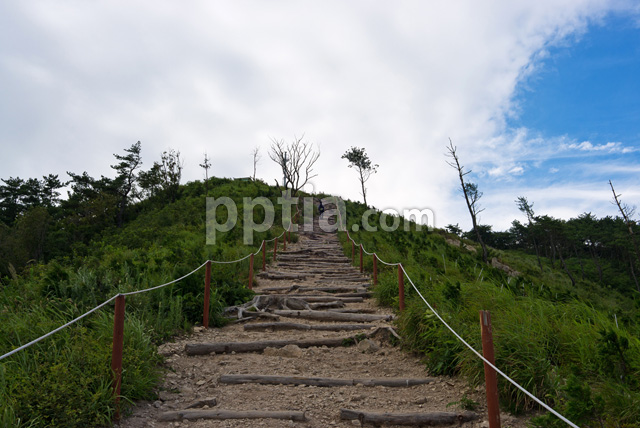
[203,261,212,328]
[262,240,266,270]
[359,244,363,273]
[480,310,501,428]
[373,254,378,285]
[111,294,126,419]
[398,265,405,311]
[274,237,278,261]
[248,253,254,290]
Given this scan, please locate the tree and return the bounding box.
[268,135,320,195]
[40,174,65,208]
[0,177,26,225]
[516,196,543,272]
[609,180,640,291]
[111,141,142,227]
[446,140,488,263]
[160,149,183,202]
[199,152,212,191]
[341,147,378,207]
[252,146,261,181]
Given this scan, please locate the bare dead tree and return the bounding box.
[269,134,320,195]
[252,146,261,181]
[609,180,640,291]
[446,139,488,263]
[516,196,543,273]
[200,152,211,191]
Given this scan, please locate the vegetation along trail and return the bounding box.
[119,205,526,427]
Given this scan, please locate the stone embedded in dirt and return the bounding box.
[356,339,380,353]
[185,397,217,409]
[263,344,304,358]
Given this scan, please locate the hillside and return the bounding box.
[1,177,639,427]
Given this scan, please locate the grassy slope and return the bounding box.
[0,178,287,427]
[2,183,638,427]
[338,199,640,427]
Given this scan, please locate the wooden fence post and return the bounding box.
[352,241,355,263]
[262,240,266,271]
[273,237,278,261]
[203,261,212,328]
[111,294,126,419]
[480,310,501,428]
[398,265,405,311]
[248,253,254,290]
[373,254,378,285]
[359,244,363,273]
[283,232,287,251]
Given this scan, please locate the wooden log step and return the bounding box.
[219,374,435,388]
[257,272,308,280]
[261,286,368,294]
[243,322,375,332]
[339,409,479,425]
[327,308,376,314]
[158,409,306,422]
[186,336,356,355]
[308,301,344,310]
[335,292,372,298]
[290,295,364,303]
[272,310,392,323]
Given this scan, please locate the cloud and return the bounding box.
[0,0,635,233]
[565,141,636,153]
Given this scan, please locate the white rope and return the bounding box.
[335,199,577,427]
[401,266,579,428]
[0,295,118,362]
[0,215,294,362]
[375,254,400,266]
[122,261,209,296]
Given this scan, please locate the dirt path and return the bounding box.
[118,211,529,427]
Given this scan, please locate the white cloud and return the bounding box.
[0,0,635,233]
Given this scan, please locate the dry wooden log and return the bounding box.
[292,296,364,303]
[186,336,355,355]
[327,308,376,314]
[219,374,435,388]
[158,409,306,422]
[261,286,368,294]
[335,292,372,298]
[308,301,344,310]
[339,409,479,425]
[243,322,375,332]
[257,272,308,280]
[272,310,392,322]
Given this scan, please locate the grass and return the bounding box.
[337,199,640,427]
[0,179,289,427]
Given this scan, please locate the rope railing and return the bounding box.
[0,213,296,419]
[338,208,578,428]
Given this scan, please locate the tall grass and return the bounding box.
[0,179,288,426]
[338,199,640,426]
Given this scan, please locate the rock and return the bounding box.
[263,344,304,358]
[414,397,428,405]
[196,380,206,386]
[356,339,380,353]
[491,257,520,277]
[153,400,163,408]
[186,397,217,409]
[480,421,490,428]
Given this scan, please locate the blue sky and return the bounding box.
[0,1,639,232]
[471,11,640,230]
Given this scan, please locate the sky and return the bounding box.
[1,1,639,232]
